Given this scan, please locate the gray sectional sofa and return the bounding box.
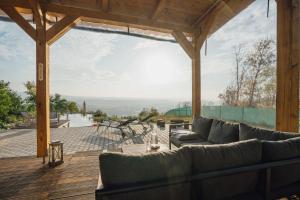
[96,117,300,200]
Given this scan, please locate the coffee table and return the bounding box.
[121,143,169,154]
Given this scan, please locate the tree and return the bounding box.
[50,94,68,122]
[233,44,246,104]
[243,39,275,107]
[67,101,79,113]
[0,81,24,129]
[24,81,36,112]
[93,109,108,122]
[219,39,276,108]
[138,108,148,119]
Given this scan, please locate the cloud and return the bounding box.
[50,29,117,82]
[0,24,34,61]
[133,40,161,50]
[209,0,276,52]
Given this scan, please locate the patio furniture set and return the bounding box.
[96,116,300,200]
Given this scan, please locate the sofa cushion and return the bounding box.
[192,116,213,139]
[171,131,202,141]
[99,147,192,189]
[239,123,298,141]
[170,136,208,148]
[207,119,239,144]
[262,137,300,189]
[189,139,262,200]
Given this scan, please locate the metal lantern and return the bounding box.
[48,141,64,167]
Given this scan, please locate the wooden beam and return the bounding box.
[46,15,80,45]
[0,6,36,40]
[27,0,43,27]
[36,20,50,157]
[276,0,299,132]
[192,0,222,28]
[151,0,165,19]
[194,0,226,48]
[101,0,109,12]
[172,31,193,59]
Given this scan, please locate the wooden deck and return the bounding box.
[0,151,100,200]
[0,125,170,199]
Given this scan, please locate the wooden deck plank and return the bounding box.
[0,151,99,200]
[0,124,171,199]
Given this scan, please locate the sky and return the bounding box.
[0,0,276,103]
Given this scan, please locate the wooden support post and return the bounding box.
[276,0,299,132]
[192,37,201,118]
[36,18,50,157]
[172,31,201,117]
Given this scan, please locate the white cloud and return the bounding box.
[133,40,161,50]
[50,29,117,82]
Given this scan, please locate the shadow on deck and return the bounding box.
[0,151,100,200]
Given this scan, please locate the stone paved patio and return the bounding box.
[0,125,169,158]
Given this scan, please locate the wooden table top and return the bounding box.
[121,143,169,154]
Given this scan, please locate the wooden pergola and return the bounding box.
[0,0,299,157]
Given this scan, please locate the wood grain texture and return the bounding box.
[27,0,43,27]
[36,23,50,157]
[172,31,193,58]
[46,15,80,45]
[192,37,201,118]
[0,151,100,200]
[276,0,299,132]
[0,0,254,36]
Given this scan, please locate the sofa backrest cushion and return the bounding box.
[189,139,262,200]
[192,116,213,139]
[99,147,192,189]
[262,137,300,189]
[207,119,239,144]
[239,123,298,141]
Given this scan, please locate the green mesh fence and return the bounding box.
[165,106,277,128]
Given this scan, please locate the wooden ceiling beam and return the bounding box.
[151,0,166,19]
[42,3,193,34]
[46,15,80,45]
[27,0,43,27]
[172,31,193,59]
[0,0,192,33]
[0,6,36,40]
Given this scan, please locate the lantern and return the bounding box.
[48,141,64,167]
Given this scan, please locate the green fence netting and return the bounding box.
[165,106,277,128]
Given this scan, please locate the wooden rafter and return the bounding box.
[172,31,193,59]
[27,0,43,27]
[151,0,166,19]
[46,15,80,45]
[0,6,36,40]
[192,0,222,28]
[101,0,109,12]
[194,0,228,47]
